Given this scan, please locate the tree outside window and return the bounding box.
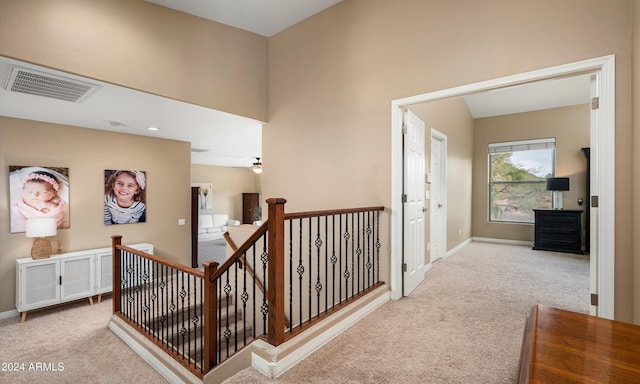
[488,139,555,223]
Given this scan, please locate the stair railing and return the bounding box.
[112,198,385,377]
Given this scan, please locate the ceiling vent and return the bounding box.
[3,66,101,103]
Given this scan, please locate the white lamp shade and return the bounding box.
[25,218,57,238]
[199,215,214,229]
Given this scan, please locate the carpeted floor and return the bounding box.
[0,242,589,384]
[198,238,228,268]
[222,242,589,383]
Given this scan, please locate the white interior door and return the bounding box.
[403,109,426,296]
[430,129,447,263]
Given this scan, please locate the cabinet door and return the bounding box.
[18,260,61,311]
[95,251,112,294]
[60,255,95,302]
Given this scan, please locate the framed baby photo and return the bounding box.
[104,169,147,225]
[9,165,71,233]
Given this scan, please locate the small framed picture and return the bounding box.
[192,183,213,211]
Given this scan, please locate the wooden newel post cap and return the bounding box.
[266,198,287,205]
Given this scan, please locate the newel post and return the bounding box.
[266,198,287,345]
[203,262,219,372]
[111,235,122,314]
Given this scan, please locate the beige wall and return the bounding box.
[0,0,637,322]
[265,0,634,321]
[0,117,191,313]
[410,97,474,260]
[0,0,268,122]
[473,105,591,242]
[191,164,260,220]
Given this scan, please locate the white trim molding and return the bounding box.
[391,55,615,317]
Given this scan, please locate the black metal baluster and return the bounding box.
[344,214,351,300]
[262,234,268,335]
[316,216,322,318]
[324,216,328,313]
[242,248,248,346]
[357,212,361,294]
[298,219,303,326]
[331,215,336,309]
[351,213,355,299]
[253,243,257,338]
[366,211,372,289]
[231,261,238,351]
[339,214,343,304]
[199,276,204,372]
[217,276,222,363]
[376,210,381,283]
[308,217,312,322]
[288,220,293,333]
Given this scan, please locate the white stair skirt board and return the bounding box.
[472,237,533,247]
[251,285,390,379]
[109,316,202,384]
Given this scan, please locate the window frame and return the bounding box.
[487,138,556,224]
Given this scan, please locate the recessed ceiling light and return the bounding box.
[147,126,160,131]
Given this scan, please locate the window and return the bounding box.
[488,138,555,223]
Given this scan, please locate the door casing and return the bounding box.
[390,55,615,320]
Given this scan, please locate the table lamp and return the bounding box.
[26,218,57,259]
[546,177,570,210]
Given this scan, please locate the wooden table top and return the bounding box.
[518,304,640,383]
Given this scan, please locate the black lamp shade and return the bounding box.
[546,177,569,191]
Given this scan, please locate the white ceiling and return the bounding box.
[145,0,344,37]
[0,1,591,168]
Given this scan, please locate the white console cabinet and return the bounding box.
[16,243,153,322]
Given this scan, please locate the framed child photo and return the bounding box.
[104,170,147,225]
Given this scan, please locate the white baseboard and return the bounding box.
[252,286,390,378]
[472,237,532,247]
[0,309,18,320]
[446,238,472,258]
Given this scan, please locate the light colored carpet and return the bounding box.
[222,242,589,384]
[0,242,589,383]
[198,238,227,269]
[0,298,165,384]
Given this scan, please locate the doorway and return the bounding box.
[430,129,447,263]
[390,55,615,319]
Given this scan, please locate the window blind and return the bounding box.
[488,138,555,154]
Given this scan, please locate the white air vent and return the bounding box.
[3,66,101,103]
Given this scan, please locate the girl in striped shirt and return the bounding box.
[104,170,146,225]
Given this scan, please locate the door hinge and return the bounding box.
[591,97,599,110]
[591,293,599,306]
[402,263,407,272]
[591,195,599,208]
[401,194,407,203]
[402,124,408,134]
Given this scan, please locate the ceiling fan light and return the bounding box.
[252,158,262,174]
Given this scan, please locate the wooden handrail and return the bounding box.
[285,206,385,220]
[114,238,205,279]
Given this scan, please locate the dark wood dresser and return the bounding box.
[518,305,640,383]
[532,209,583,254]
